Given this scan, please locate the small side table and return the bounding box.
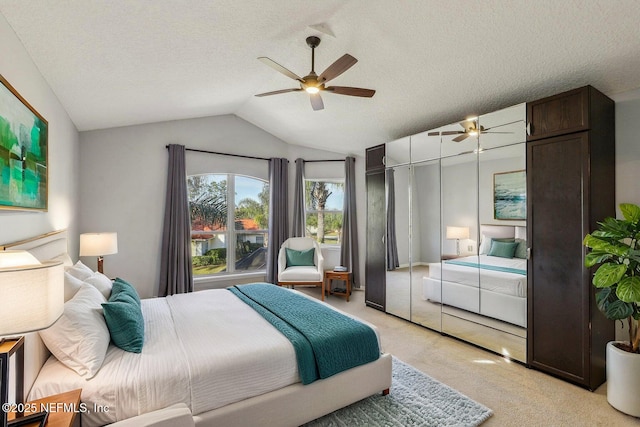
[7,388,82,427]
[441,254,462,260]
[323,270,352,302]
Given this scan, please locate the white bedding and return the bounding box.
[29,289,300,426]
[428,255,526,297]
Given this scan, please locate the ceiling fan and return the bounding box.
[255,36,375,111]
[428,119,517,142]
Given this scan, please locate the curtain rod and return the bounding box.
[303,159,351,163]
[167,146,281,162]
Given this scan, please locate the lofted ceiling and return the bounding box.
[1,0,639,155]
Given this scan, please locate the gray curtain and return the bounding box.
[340,157,361,288]
[386,168,399,271]
[292,158,306,237]
[159,144,193,296]
[266,158,289,283]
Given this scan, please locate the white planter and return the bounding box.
[607,341,640,417]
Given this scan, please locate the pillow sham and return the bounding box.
[63,272,84,302]
[285,248,315,267]
[514,238,528,259]
[84,271,113,300]
[39,284,110,379]
[102,292,145,353]
[488,240,519,258]
[65,260,94,281]
[112,277,141,306]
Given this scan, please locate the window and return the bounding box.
[304,180,344,245]
[188,174,269,276]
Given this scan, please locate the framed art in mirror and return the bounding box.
[494,170,525,220]
[0,75,48,211]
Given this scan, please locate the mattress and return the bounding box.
[428,255,526,297]
[29,289,301,426]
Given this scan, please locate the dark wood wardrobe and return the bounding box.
[526,85,615,389]
[365,144,386,310]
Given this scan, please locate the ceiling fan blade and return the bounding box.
[452,134,470,142]
[318,54,358,84]
[427,131,440,136]
[325,86,375,97]
[258,57,303,82]
[310,93,324,111]
[255,88,303,97]
[440,130,464,136]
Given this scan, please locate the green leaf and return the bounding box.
[584,251,614,267]
[593,263,627,288]
[583,234,629,256]
[620,203,640,224]
[605,299,635,320]
[616,276,640,303]
[596,287,615,313]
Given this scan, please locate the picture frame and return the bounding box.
[493,170,526,220]
[0,75,48,211]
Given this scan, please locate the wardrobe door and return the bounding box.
[366,168,386,310]
[526,86,589,141]
[527,132,590,384]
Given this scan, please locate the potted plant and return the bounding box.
[584,203,640,417]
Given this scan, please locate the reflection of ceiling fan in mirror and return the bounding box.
[428,119,518,142]
[255,36,375,111]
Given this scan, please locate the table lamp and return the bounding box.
[0,250,64,427]
[79,232,118,274]
[446,226,470,256]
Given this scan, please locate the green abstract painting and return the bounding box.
[0,75,48,211]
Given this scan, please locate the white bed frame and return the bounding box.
[2,230,392,427]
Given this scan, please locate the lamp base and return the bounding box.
[97,256,104,274]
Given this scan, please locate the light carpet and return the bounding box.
[305,357,493,426]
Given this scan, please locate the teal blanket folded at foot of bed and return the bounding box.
[228,283,380,385]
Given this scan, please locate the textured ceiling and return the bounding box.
[1,0,639,155]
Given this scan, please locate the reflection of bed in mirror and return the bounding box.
[423,225,527,328]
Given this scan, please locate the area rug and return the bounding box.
[305,357,493,426]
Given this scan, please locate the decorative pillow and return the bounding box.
[112,278,141,306]
[102,292,144,353]
[479,236,515,255]
[64,272,84,302]
[65,260,94,281]
[39,284,110,379]
[514,238,528,259]
[488,240,519,258]
[84,271,113,300]
[285,248,315,267]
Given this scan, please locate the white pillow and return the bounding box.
[64,272,84,302]
[65,260,94,281]
[478,234,492,254]
[84,271,113,299]
[39,284,110,379]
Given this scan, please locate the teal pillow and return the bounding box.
[102,292,144,353]
[514,239,528,259]
[488,240,519,258]
[112,278,141,306]
[285,248,315,267]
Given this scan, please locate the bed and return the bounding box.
[423,225,527,328]
[2,230,392,427]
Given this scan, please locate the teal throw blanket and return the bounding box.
[444,260,526,276]
[228,283,380,385]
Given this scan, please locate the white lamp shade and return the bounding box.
[0,251,64,335]
[80,232,118,256]
[446,226,470,240]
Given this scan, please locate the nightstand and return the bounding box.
[7,389,82,427]
[323,270,352,302]
[441,254,462,260]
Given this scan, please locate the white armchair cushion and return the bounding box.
[279,266,323,282]
[108,403,194,427]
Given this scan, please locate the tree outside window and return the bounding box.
[188,174,268,276]
[305,180,344,245]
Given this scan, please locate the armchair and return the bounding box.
[277,237,324,288]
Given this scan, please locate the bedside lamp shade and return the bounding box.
[0,250,64,336]
[80,232,118,274]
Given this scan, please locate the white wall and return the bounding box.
[0,13,79,256]
[79,115,362,298]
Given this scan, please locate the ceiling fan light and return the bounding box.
[305,86,320,94]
